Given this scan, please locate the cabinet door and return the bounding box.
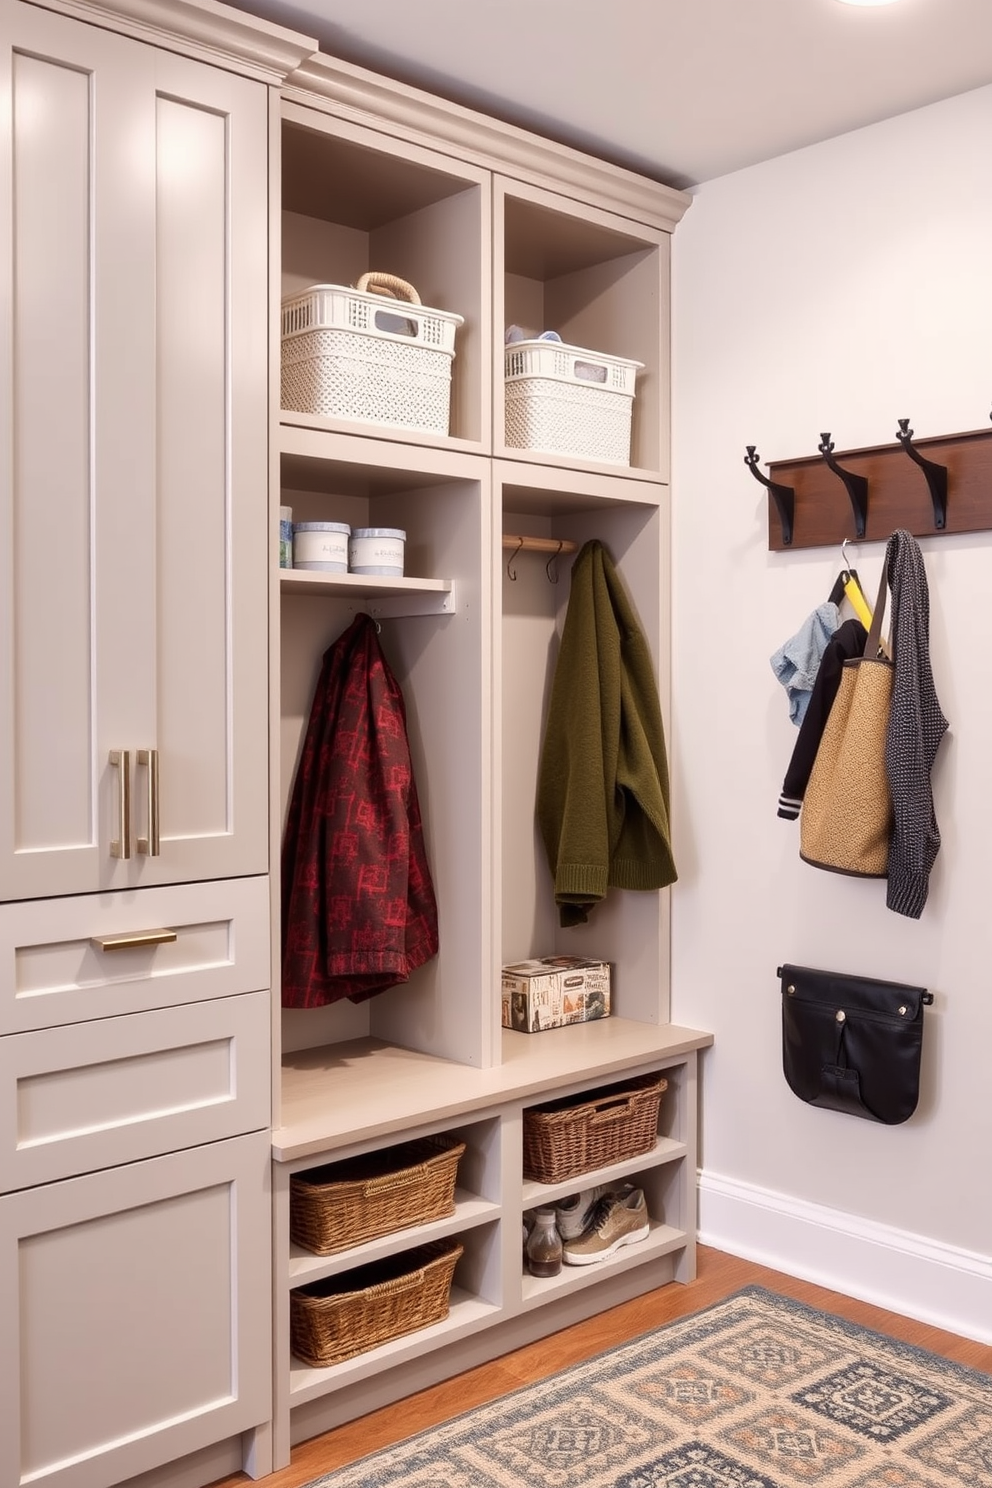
[0,2,269,902]
[0,1131,271,1488]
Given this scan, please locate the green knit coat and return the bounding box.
[536,540,677,927]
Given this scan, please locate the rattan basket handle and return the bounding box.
[355,271,421,305]
[589,1101,633,1126]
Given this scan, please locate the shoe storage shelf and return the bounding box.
[272,1027,709,1455]
[270,37,710,1476]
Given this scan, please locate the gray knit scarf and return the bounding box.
[884,529,948,919]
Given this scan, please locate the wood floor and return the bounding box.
[211,1245,992,1488]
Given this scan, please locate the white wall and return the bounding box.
[671,85,992,1340]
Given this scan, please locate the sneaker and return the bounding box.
[562,1187,650,1265]
[554,1185,608,1242]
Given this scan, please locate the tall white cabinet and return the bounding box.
[0,4,313,1487]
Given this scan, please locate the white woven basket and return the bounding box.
[281,274,464,435]
[504,339,643,465]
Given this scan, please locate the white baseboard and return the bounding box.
[697,1169,992,1346]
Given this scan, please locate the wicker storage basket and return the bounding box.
[504,339,643,465]
[290,1238,463,1368]
[522,1070,668,1184]
[281,272,464,435]
[290,1135,465,1257]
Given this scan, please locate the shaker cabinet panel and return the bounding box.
[0,990,270,1190]
[0,1132,271,1488]
[0,874,271,1036]
[0,2,269,903]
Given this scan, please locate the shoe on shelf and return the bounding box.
[562,1187,650,1266]
[554,1185,608,1242]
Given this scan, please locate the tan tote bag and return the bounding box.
[800,563,894,877]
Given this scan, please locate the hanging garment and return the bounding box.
[884,529,948,919]
[777,617,868,819]
[536,539,676,928]
[281,613,439,1007]
[769,601,842,726]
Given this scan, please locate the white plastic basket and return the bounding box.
[504,339,643,465]
[281,273,464,435]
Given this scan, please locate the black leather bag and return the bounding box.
[778,963,933,1125]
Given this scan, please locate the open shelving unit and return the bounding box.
[268,47,710,1469]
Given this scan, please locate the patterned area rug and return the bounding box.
[302,1287,992,1487]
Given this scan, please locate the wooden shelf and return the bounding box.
[287,1289,501,1404]
[287,1193,500,1286]
[518,1222,687,1308]
[273,1021,713,1164]
[280,569,453,601]
[520,1136,687,1209]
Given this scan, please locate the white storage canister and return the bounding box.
[293,521,350,572]
[348,527,406,577]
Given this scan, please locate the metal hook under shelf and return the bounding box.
[502,533,578,583]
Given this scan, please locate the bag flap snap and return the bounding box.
[777,963,930,1021]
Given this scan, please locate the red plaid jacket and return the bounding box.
[281,614,439,1007]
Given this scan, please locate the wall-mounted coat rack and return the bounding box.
[747,421,992,552]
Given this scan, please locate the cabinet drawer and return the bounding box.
[0,875,269,1035]
[0,990,270,1191]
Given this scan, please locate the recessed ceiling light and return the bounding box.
[836,0,902,6]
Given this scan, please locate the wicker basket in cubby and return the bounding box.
[290,1239,463,1368]
[290,1135,466,1257]
[522,1070,668,1185]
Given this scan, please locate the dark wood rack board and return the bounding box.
[761,426,992,552]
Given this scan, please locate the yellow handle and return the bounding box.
[843,574,873,629]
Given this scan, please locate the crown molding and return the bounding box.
[283,53,691,234]
[31,0,317,83]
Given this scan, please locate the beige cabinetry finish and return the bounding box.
[270,54,711,1465]
[0,1131,271,1488]
[0,3,316,1487]
[0,0,270,903]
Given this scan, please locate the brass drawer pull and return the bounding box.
[90,928,178,952]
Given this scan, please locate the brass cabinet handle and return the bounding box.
[137,748,160,856]
[90,928,178,952]
[109,750,131,859]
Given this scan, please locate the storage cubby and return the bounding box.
[496,179,669,475]
[268,49,708,1471]
[277,446,491,1073]
[497,463,672,1023]
[281,106,489,449]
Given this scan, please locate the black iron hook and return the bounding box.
[506,536,523,581]
[818,433,868,539]
[745,445,794,546]
[545,540,564,584]
[896,419,947,531]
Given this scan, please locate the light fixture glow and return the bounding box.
[836,0,902,7]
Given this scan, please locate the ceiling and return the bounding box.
[235,0,992,189]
